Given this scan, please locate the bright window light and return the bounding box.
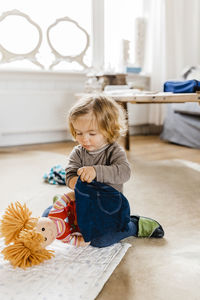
[104,0,144,73]
[0,0,91,70]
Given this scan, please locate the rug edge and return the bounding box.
[82,242,131,300]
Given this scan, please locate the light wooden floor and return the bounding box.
[1,135,200,164]
[1,135,200,300]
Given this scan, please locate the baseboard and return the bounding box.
[129,124,163,135]
[0,130,72,147]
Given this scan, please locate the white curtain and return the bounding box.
[144,0,200,125]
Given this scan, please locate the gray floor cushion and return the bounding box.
[160,103,200,148]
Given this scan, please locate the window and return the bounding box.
[104,0,146,73]
[0,0,146,72]
[0,0,91,70]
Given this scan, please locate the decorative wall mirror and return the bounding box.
[47,16,89,69]
[0,10,43,68]
[0,10,90,70]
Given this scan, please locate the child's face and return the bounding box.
[73,113,107,151]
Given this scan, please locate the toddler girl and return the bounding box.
[43,95,164,247]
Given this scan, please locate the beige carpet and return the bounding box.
[1,150,200,300]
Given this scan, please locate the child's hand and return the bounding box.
[77,166,96,183]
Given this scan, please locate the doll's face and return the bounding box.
[35,217,57,247]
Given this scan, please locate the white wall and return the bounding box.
[0,70,86,146]
[0,71,151,147]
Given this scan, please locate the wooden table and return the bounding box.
[76,92,200,150]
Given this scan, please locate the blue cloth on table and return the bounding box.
[75,177,131,242]
[43,165,66,185]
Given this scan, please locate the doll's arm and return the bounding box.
[48,191,86,246]
[63,233,90,247]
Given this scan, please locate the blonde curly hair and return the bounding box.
[68,95,127,143]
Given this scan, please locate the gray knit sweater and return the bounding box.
[65,142,131,193]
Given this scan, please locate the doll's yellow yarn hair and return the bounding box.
[0,202,37,245]
[0,202,55,269]
[2,229,54,269]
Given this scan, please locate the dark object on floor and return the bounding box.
[43,165,66,185]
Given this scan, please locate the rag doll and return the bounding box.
[0,197,87,269]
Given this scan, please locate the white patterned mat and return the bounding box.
[0,238,131,300]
